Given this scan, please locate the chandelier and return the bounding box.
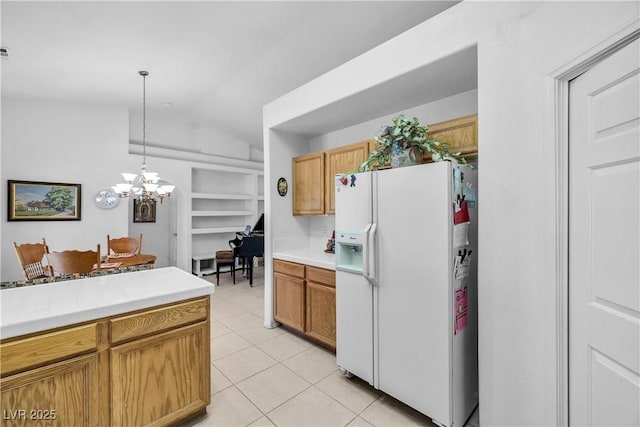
[113,71,175,203]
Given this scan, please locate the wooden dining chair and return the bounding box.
[46,244,101,277]
[107,234,142,255]
[215,249,236,286]
[13,238,54,280]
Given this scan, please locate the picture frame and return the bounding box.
[133,199,156,223]
[8,180,81,221]
[277,177,288,196]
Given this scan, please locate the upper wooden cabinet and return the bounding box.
[324,140,371,214]
[425,114,478,160]
[291,114,477,216]
[292,152,325,215]
[293,140,372,216]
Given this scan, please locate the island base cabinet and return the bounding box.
[110,322,210,427]
[0,295,211,427]
[0,354,99,426]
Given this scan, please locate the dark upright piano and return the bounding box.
[235,214,264,286]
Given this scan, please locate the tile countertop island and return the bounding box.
[1,266,214,427]
[0,266,214,339]
[272,237,336,271]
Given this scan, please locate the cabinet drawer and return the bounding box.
[306,266,335,287]
[111,297,209,344]
[1,323,97,376]
[274,259,305,278]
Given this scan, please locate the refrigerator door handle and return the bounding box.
[364,222,378,286]
[362,223,373,281]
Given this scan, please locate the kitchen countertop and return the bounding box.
[0,267,214,340]
[273,240,335,271]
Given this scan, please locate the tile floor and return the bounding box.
[185,267,480,427]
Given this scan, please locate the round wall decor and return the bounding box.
[95,189,120,209]
[277,177,288,196]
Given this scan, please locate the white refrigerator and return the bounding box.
[334,161,478,427]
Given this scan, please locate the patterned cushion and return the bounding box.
[24,262,46,280]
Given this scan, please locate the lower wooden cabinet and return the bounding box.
[111,322,210,427]
[1,354,99,426]
[273,260,305,332]
[0,296,211,427]
[273,260,336,349]
[305,282,336,348]
[274,272,305,332]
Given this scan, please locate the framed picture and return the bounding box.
[133,199,156,223]
[8,180,81,221]
[277,177,288,196]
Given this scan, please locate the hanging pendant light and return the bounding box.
[113,71,175,203]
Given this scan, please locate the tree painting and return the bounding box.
[8,181,81,221]
[45,187,74,212]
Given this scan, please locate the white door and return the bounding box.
[569,38,640,426]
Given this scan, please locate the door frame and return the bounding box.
[548,18,640,426]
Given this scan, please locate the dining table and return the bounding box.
[100,254,157,269]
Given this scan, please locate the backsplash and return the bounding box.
[308,215,335,238]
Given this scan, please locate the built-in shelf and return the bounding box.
[192,193,255,200]
[191,210,254,217]
[192,227,247,235]
[190,166,264,267]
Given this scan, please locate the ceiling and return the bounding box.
[1,1,460,152]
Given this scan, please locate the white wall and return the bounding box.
[264,2,639,425]
[130,109,256,160]
[477,3,636,425]
[266,130,312,242]
[250,146,265,163]
[1,98,129,281]
[262,129,313,327]
[128,196,174,268]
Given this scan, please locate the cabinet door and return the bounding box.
[324,141,371,214]
[274,272,305,332]
[292,152,325,215]
[425,114,478,160]
[305,281,336,349]
[111,322,210,427]
[1,354,99,427]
